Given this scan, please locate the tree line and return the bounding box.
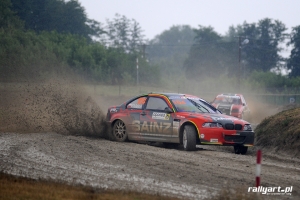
[0,0,158,85]
[147,21,300,90]
[1,0,300,90]
[149,20,300,77]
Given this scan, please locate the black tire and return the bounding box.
[182,125,197,151]
[112,120,127,142]
[234,146,248,155]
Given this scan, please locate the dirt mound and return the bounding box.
[255,107,300,157]
[0,78,109,138]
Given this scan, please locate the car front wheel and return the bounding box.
[112,120,128,142]
[182,125,196,151]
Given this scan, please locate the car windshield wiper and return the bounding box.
[187,98,209,113]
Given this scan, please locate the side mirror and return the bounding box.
[164,107,173,113]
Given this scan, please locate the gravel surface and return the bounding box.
[1,81,299,199]
[0,132,299,199]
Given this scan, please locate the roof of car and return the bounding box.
[219,93,242,97]
[148,92,210,102]
[149,92,185,96]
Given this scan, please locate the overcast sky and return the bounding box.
[79,0,300,40]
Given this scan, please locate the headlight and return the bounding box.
[202,122,223,128]
[243,124,252,131]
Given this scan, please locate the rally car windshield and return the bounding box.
[213,96,241,105]
[171,97,219,113]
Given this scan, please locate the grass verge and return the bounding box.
[0,172,179,200]
[0,172,266,200]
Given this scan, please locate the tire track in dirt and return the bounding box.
[0,132,299,199]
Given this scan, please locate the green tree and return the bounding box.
[184,26,236,79]
[148,25,195,58]
[10,0,102,41]
[0,0,23,29]
[147,25,196,77]
[105,14,145,53]
[221,19,287,77]
[0,4,157,84]
[241,18,287,72]
[129,20,144,53]
[287,26,300,77]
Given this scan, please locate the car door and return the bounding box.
[126,96,147,140]
[139,96,174,142]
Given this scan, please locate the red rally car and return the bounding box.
[106,93,254,154]
[211,93,251,120]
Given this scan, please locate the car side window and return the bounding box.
[127,97,147,109]
[145,97,169,111]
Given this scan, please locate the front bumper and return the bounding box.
[223,131,254,146]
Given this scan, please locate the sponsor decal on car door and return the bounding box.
[138,96,174,140]
[139,111,173,140]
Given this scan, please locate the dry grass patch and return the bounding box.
[0,173,179,200]
[255,107,300,157]
[1,172,267,200]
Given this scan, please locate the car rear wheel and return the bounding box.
[182,125,196,151]
[112,120,128,142]
[234,145,248,155]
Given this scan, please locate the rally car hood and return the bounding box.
[215,103,230,108]
[175,112,248,125]
[214,103,232,109]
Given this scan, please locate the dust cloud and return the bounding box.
[243,96,279,124]
[0,72,283,136]
[0,77,109,138]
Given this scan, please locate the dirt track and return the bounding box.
[0,132,299,199]
[0,81,299,199]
